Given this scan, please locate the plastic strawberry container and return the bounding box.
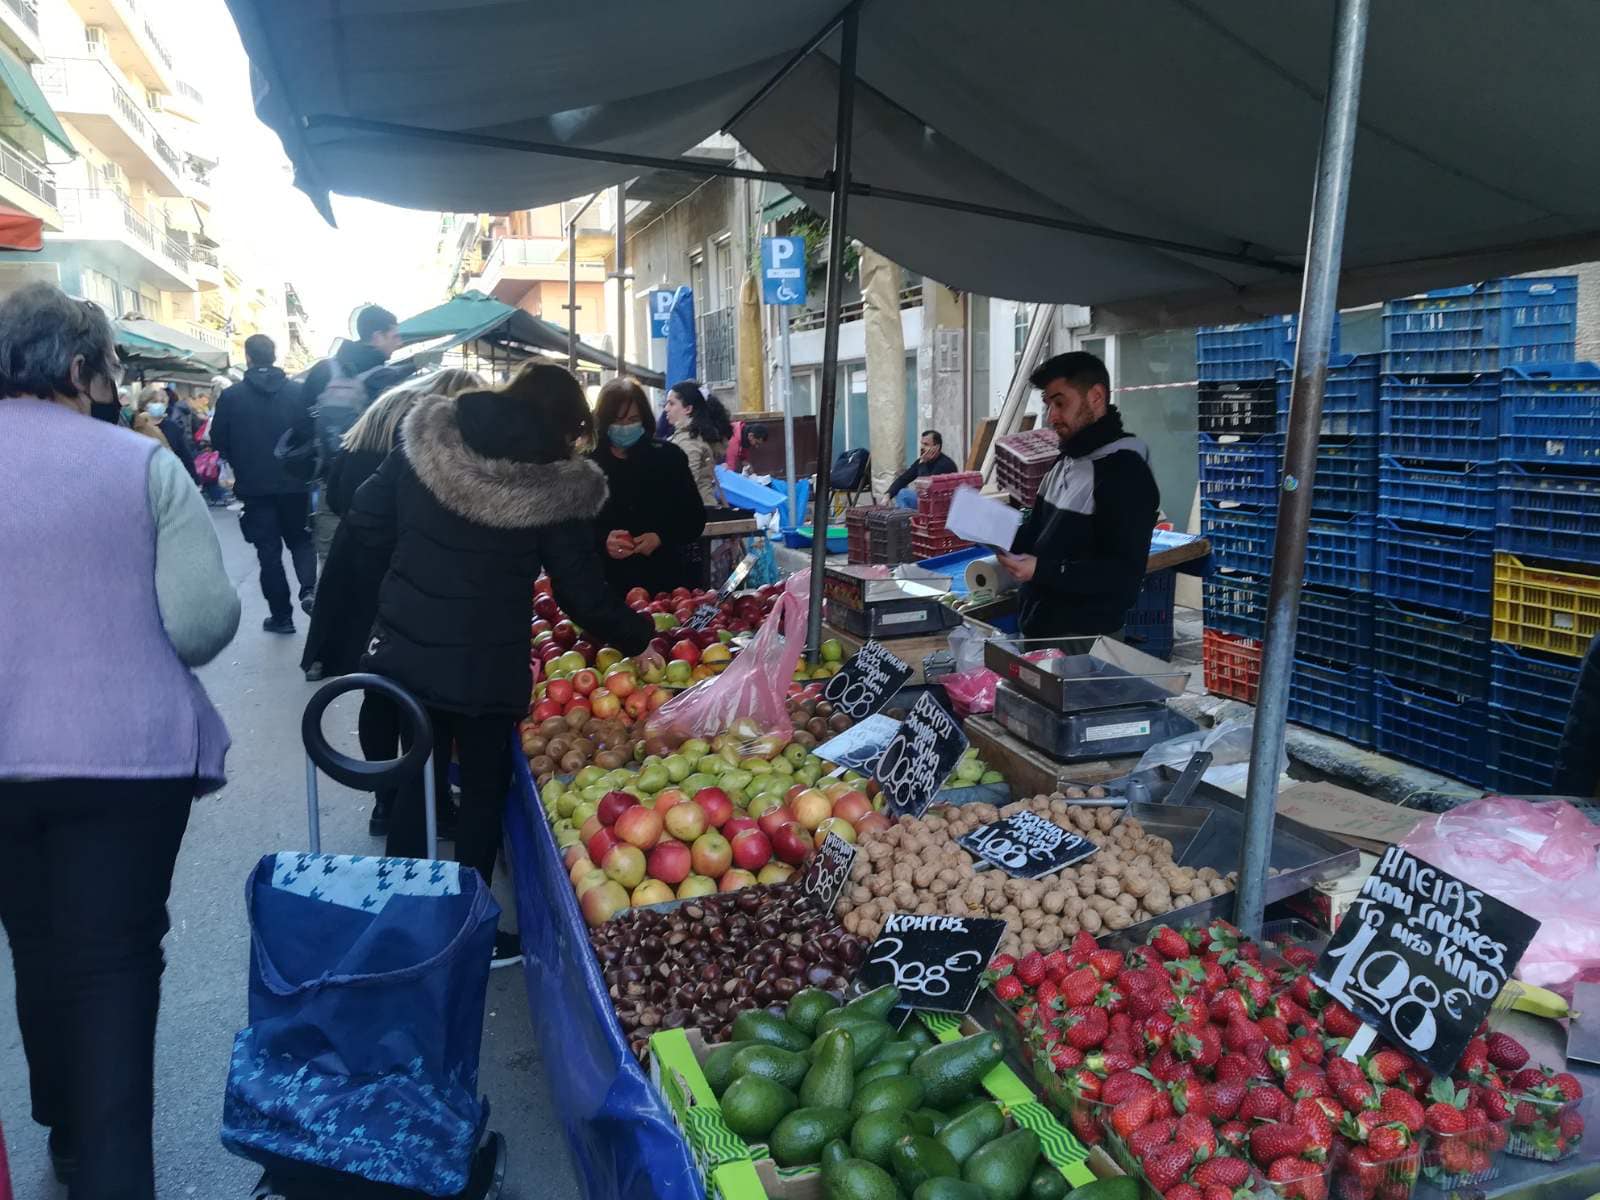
[1506,1093,1583,1162]
[1421,1119,1509,1190]
[1332,1140,1422,1200]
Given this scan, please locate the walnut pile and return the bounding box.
[837,790,1237,959]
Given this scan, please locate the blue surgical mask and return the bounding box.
[607,423,645,449]
[147,401,168,418]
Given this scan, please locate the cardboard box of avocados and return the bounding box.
[651,1001,1112,1200]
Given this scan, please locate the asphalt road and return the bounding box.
[0,508,581,1200]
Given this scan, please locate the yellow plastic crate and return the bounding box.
[1492,553,1600,658]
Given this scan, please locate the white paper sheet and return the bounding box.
[943,486,1022,552]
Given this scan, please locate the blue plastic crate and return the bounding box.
[1120,569,1176,658]
[1201,503,1374,590]
[1373,598,1491,699]
[1198,379,1278,437]
[1375,675,1490,786]
[1495,463,1600,565]
[1378,456,1498,529]
[1309,437,1378,515]
[1202,569,1265,638]
[1197,314,1339,382]
[1275,353,1380,438]
[1297,586,1375,666]
[1376,518,1495,615]
[1489,642,1582,726]
[1499,363,1600,466]
[1290,658,1374,746]
[1198,434,1279,507]
[1381,276,1577,375]
[1487,704,1563,794]
[1201,502,1277,577]
[1379,374,1502,461]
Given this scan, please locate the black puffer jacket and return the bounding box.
[592,438,708,596]
[210,366,308,496]
[1553,632,1600,798]
[346,393,653,716]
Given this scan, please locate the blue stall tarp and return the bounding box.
[505,756,700,1200]
[715,467,787,516]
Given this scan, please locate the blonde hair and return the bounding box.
[341,367,483,453]
[137,383,168,412]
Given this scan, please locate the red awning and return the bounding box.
[0,205,43,252]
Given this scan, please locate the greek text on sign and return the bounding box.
[1310,845,1541,1075]
[685,603,721,632]
[876,692,969,819]
[959,811,1099,879]
[856,913,1007,1014]
[800,833,857,911]
[822,640,914,721]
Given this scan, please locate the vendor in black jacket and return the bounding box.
[887,430,959,500]
[997,352,1159,641]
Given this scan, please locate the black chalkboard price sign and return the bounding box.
[821,640,914,721]
[1310,845,1541,1075]
[875,691,969,819]
[800,832,857,911]
[685,603,722,632]
[959,811,1099,879]
[855,913,1007,1014]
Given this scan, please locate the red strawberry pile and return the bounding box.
[987,920,1585,1200]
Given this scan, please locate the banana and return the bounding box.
[1504,980,1571,1020]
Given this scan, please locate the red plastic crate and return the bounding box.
[1203,628,1262,702]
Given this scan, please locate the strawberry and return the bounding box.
[1484,1032,1529,1071]
[1069,1105,1103,1146]
[1149,1046,1186,1082]
[1249,1120,1310,1165]
[1333,1076,1377,1114]
[1289,973,1319,1010]
[987,953,1017,978]
[1217,1120,1249,1151]
[1378,1087,1424,1134]
[992,974,1025,1004]
[1050,1044,1085,1073]
[1211,990,1255,1026]
[1221,1016,1265,1055]
[1279,942,1318,968]
[1193,1156,1251,1191]
[1215,1054,1261,1087]
[1166,1184,1203,1200]
[1104,1070,1156,1105]
[1150,925,1195,961]
[1089,947,1126,979]
[1128,1117,1177,1161]
[1066,1067,1104,1103]
[1174,1024,1222,1070]
[1457,1036,1489,1075]
[1474,1084,1511,1122]
[1267,1155,1327,1200]
[1400,1065,1431,1095]
[1238,1083,1291,1124]
[1111,1091,1158,1139]
[1508,1067,1545,1092]
[1090,1048,1140,1076]
[1175,1111,1217,1159]
[1143,1145,1194,1195]
[1552,1071,1584,1101]
[1015,950,1047,987]
[1065,1005,1111,1051]
[1286,1067,1329,1100]
[1424,1102,1467,1134]
[1201,1187,1234,1200]
[1067,929,1098,965]
[1059,966,1101,1008]
[1143,1011,1177,1052]
[1207,1078,1247,1120]
[1035,979,1061,1011]
[1266,1045,1303,1078]
[1343,1146,1383,1198]
[1319,1001,1361,1039]
[1365,1049,1409,1086]
[1366,1122,1413,1159]
[1293,1097,1334,1162]
[1041,948,1071,980]
[1096,982,1129,1016]
[1259,1016,1293,1047]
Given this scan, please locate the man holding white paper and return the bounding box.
[996,352,1159,641]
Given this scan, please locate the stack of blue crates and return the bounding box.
[1196,316,1378,744]
[1374,276,1578,787]
[1488,359,1599,791]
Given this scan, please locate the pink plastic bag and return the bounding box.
[1400,796,1600,991]
[942,667,999,718]
[644,571,810,748]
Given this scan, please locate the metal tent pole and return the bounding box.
[1236,0,1370,940]
[565,191,599,374]
[805,6,859,660]
[613,183,629,378]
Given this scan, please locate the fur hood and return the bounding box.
[400,392,608,529]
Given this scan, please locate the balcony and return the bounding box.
[0,136,60,227]
[34,57,185,195]
[0,0,44,63]
[162,76,203,123]
[187,240,219,289]
[698,306,736,387]
[63,0,175,92]
[183,320,226,350]
[51,186,191,290]
[473,236,602,302]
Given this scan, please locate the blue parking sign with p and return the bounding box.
[761,237,807,306]
[647,290,675,339]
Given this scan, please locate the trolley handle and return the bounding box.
[301,673,437,857]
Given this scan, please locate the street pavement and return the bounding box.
[0,508,581,1200]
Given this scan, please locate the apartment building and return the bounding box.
[0,0,66,283]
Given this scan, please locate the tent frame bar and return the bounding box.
[566,191,600,372]
[721,0,862,137]
[1235,0,1370,940]
[302,113,1292,273]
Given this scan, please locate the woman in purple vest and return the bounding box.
[0,283,240,1198]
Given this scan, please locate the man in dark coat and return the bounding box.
[887,430,959,501]
[1553,632,1600,798]
[210,334,317,634]
[998,352,1159,641]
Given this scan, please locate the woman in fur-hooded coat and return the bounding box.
[345,364,653,875]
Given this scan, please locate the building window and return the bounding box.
[714,236,734,315]
[1012,303,1034,367]
[969,297,992,422]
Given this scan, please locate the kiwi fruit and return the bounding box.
[530,755,555,776]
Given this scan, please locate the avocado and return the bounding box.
[867,1040,921,1068]
[800,1028,856,1109]
[787,987,842,1036]
[909,1033,1004,1110]
[851,1109,914,1167]
[851,1074,926,1118]
[769,1106,854,1168]
[815,1012,894,1065]
[936,1102,1004,1165]
[719,1074,798,1142]
[1063,1178,1138,1200]
[702,1040,753,1096]
[914,1181,988,1200]
[903,1109,937,1136]
[915,1108,952,1135]
[961,1128,1040,1200]
[844,983,902,1022]
[820,1138,852,1172]
[945,1097,997,1120]
[901,1024,936,1050]
[732,1044,810,1091]
[855,1059,911,1087]
[824,1158,902,1200]
[1026,1164,1068,1200]
[731,1010,812,1053]
[891,1134,962,1193]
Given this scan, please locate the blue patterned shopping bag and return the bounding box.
[222,852,499,1196]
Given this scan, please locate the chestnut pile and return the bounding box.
[590,883,869,1060]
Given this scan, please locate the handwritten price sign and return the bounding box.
[1310,845,1540,1075]
[685,603,722,632]
[876,692,968,819]
[856,913,1007,1014]
[822,640,914,721]
[800,832,857,911]
[959,811,1099,879]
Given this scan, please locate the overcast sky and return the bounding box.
[172,1,448,350]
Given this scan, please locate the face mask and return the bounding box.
[608,423,645,449]
[90,400,120,423]
[147,401,168,418]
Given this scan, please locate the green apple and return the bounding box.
[679,738,710,759]
[663,754,693,783]
[555,827,580,848]
[665,660,693,684]
[596,647,624,673]
[981,770,1004,785]
[820,638,844,663]
[682,772,717,796]
[719,769,753,793]
[556,792,580,818]
[783,743,809,767]
[768,755,794,777]
[748,794,781,819]
[543,777,567,801]
[556,650,588,674]
[651,611,679,631]
[637,763,670,793]
[571,801,597,826]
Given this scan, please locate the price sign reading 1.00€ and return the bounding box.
[1310,845,1541,1076]
[855,913,1007,1015]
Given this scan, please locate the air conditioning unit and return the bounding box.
[147,90,164,112]
[84,26,107,54]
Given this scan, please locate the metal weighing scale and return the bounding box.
[822,563,966,639]
[984,635,1193,762]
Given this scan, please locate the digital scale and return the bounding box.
[822,563,966,639]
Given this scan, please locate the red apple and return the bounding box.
[585,827,619,865]
[647,636,671,658]
[624,692,651,720]
[757,804,798,839]
[784,783,808,804]
[530,619,552,640]
[568,857,596,887]
[693,787,732,827]
[570,668,599,697]
[604,671,636,699]
[831,791,872,825]
[690,831,732,878]
[647,687,671,711]
[563,698,590,719]
[533,594,560,622]
[533,576,553,598]
[652,787,688,814]
[580,880,628,926]
[690,629,718,649]
[590,689,622,720]
[546,678,575,707]
[572,639,599,664]
[792,788,833,831]
[625,586,651,608]
[614,805,663,850]
[578,816,604,846]
[718,868,757,893]
[662,800,707,842]
[602,843,646,889]
[854,811,892,836]
[722,816,759,839]
[531,699,563,723]
[551,620,578,648]
[670,640,701,666]
[646,840,692,885]
[770,822,814,866]
[597,790,636,825]
[731,828,773,871]
[561,843,588,871]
